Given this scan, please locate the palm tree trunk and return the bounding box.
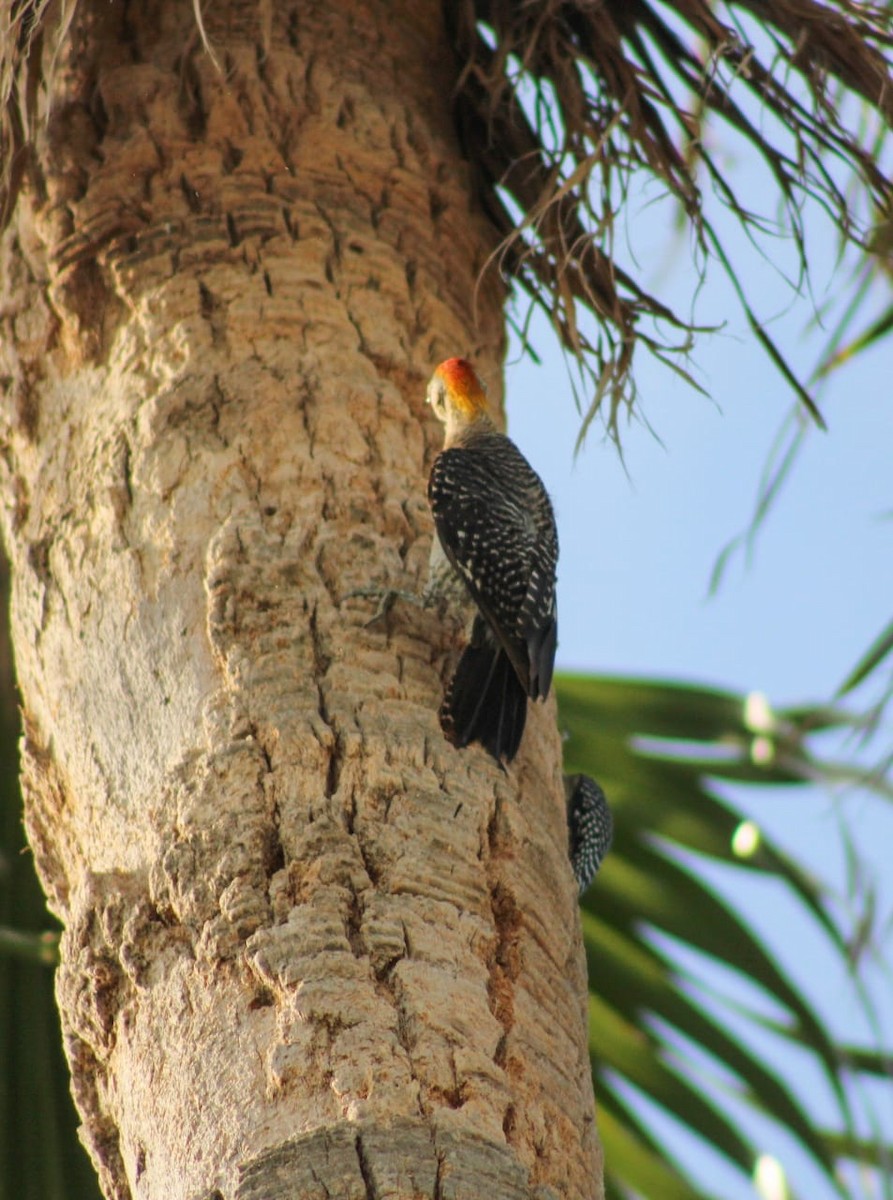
[0,2,600,1197]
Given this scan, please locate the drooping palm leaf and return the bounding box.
[815,213,893,382]
[557,672,892,1200]
[837,617,893,699]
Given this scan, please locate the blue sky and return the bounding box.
[503,186,893,1197]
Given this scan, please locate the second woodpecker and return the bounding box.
[426,357,558,763]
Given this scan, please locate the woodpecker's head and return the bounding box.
[427,358,490,438]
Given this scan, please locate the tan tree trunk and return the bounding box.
[0,2,600,1198]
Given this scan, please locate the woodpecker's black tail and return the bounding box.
[439,617,527,763]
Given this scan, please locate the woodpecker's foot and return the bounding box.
[345,586,425,626]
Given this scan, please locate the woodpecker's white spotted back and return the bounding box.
[426,357,558,762]
[564,774,613,894]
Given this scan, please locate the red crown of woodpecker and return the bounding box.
[434,357,488,418]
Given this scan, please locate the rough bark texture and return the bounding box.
[0,3,600,1198]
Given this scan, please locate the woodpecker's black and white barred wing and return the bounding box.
[564,774,613,894]
[428,433,558,698]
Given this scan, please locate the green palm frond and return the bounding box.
[815,214,893,381]
[838,618,893,699]
[557,673,893,1200]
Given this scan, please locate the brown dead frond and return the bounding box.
[0,0,76,229]
[447,0,893,437]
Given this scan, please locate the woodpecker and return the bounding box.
[426,357,558,763]
[565,774,613,894]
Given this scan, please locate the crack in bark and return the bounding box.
[198,281,228,349]
[314,199,342,289]
[485,796,521,1078]
[176,49,208,141]
[246,719,284,879]
[308,600,341,799]
[433,1149,446,1200]
[355,1133,378,1200]
[308,1166,332,1199]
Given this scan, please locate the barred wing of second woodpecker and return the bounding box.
[565,774,613,894]
[429,430,558,700]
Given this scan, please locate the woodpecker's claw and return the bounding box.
[345,586,424,626]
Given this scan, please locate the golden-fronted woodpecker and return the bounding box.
[426,357,558,763]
